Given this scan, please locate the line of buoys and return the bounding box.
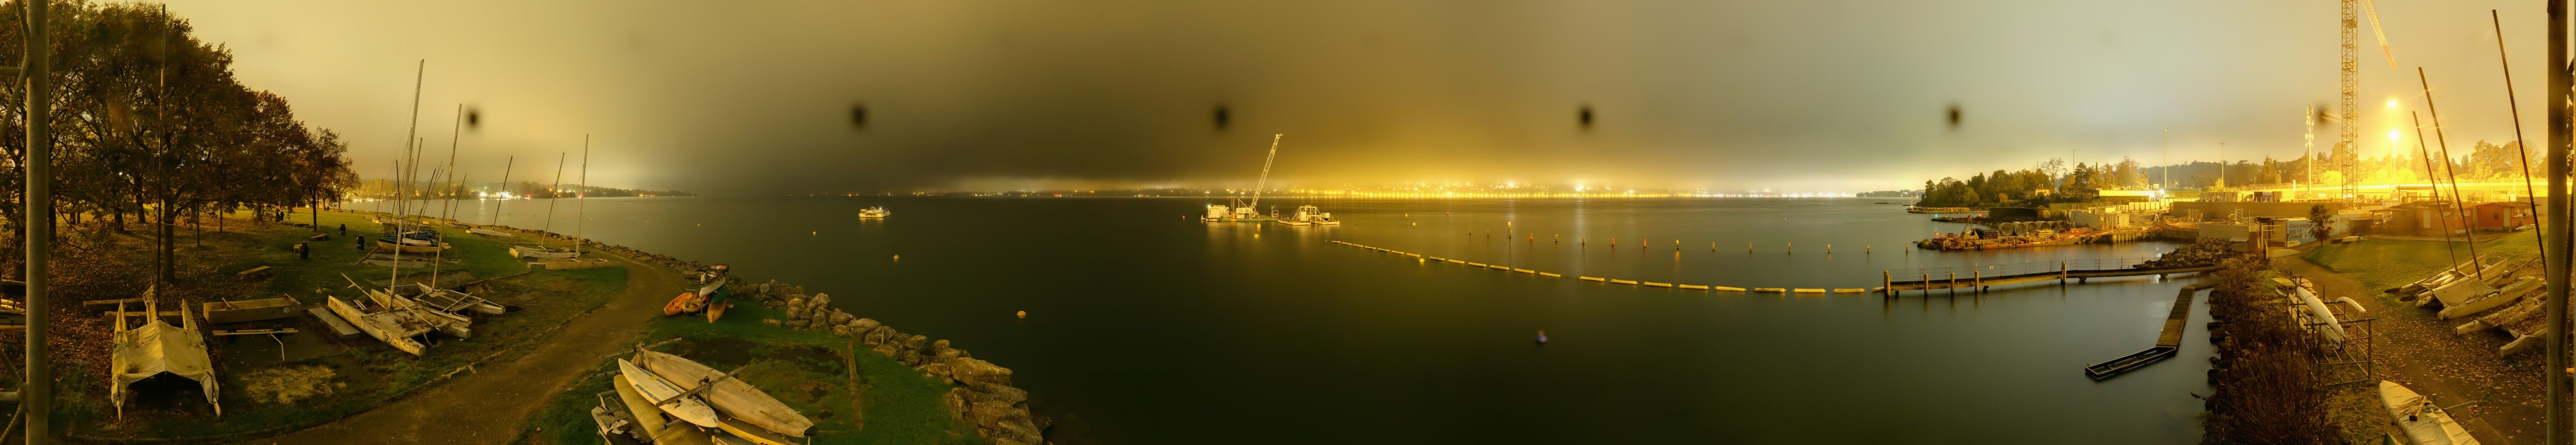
[1332,240,1860,294]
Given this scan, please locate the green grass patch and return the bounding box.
[2303,230,2540,296]
[526,302,986,445]
[61,208,630,441]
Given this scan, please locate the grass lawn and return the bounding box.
[522,302,986,445]
[46,207,628,441]
[2302,230,2540,296]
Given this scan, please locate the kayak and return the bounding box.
[663,292,704,316]
[706,301,727,323]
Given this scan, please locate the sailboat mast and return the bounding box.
[442,104,463,222]
[577,135,589,256]
[492,156,513,226]
[544,153,565,247]
[391,60,424,285]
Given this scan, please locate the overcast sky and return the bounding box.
[157,0,2550,196]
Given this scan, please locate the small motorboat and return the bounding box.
[858,207,891,218]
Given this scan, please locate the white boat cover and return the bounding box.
[2294,287,2345,345]
[2379,380,2479,445]
[111,292,220,417]
[619,358,720,428]
[638,350,815,436]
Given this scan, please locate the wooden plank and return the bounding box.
[2155,286,2201,347]
[212,328,300,336]
[81,298,145,306]
[306,307,363,337]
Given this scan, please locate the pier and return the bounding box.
[1880,258,2215,296]
[2083,283,2206,380]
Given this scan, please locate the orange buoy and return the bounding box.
[1016,310,1027,318]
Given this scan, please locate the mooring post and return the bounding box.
[1883,271,1892,296]
[1974,271,1982,293]
[1922,273,1929,297]
[1949,272,1956,296]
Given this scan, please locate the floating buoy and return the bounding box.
[1536,330,1548,344]
[892,255,901,261]
[1017,310,1026,318]
[812,231,817,236]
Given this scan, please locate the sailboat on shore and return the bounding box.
[512,151,581,259]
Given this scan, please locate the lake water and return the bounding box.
[419,196,2213,443]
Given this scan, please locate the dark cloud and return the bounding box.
[165,0,2546,195]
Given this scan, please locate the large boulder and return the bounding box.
[901,335,928,350]
[852,318,880,332]
[948,358,1013,388]
[829,310,856,326]
[863,326,897,345]
[969,401,1042,445]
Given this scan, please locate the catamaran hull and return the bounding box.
[512,246,579,259]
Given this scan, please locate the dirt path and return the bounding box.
[241,252,683,445]
[2282,258,2544,445]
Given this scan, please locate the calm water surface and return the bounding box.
[428,196,2213,444]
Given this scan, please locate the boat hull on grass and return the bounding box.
[511,245,579,259]
[618,358,721,428]
[2380,380,2479,445]
[467,227,515,237]
[637,350,815,436]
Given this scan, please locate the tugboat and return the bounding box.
[857,207,891,218]
[1276,205,1340,226]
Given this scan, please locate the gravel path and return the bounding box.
[2282,258,2544,445]
[239,252,684,445]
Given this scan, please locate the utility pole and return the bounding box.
[2162,128,2169,190]
[14,0,52,441]
[2545,0,2571,442]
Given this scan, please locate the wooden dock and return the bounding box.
[1881,258,2214,295]
[2084,283,2206,380]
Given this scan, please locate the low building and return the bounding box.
[2473,201,2536,230]
[2386,201,2470,237]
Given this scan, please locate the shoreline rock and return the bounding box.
[517,229,1049,445]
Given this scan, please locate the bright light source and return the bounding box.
[2387,129,2400,142]
[2386,100,2398,108]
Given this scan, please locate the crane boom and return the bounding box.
[1248,134,1281,212]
